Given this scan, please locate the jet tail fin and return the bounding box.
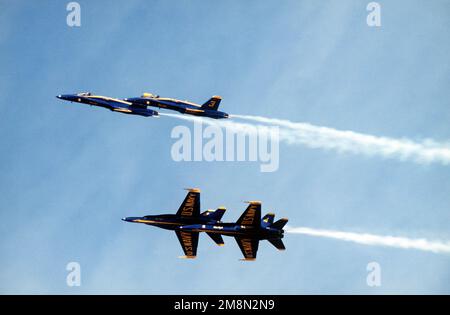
[201,96,222,111]
[272,218,288,230]
[261,213,275,228]
[268,238,286,251]
[201,207,226,221]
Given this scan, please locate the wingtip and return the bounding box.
[184,188,201,193]
[244,200,261,205]
[178,255,197,259]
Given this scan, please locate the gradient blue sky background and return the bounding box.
[1,0,449,294]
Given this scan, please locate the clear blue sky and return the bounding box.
[0,0,449,294]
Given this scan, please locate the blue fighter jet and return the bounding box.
[122,188,226,258]
[56,92,159,117]
[125,93,229,119]
[180,201,288,260]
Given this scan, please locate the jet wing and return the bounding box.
[88,97,117,110]
[176,189,200,217]
[175,230,199,258]
[235,237,259,261]
[236,201,261,227]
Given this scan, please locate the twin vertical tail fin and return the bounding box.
[261,213,275,228]
[201,207,226,222]
[202,207,226,246]
[201,96,222,111]
[261,213,288,230]
[265,215,288,251]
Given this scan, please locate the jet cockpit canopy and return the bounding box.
[141,92,159,98]
[77,92,92,96]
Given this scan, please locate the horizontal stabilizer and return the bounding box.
[272,218,288,230]
[268,238,286,251]
[207,233,225,246]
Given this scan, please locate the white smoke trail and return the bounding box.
[233,114,450,165]
[286,226,450,254]
[161,113,283,138]
[161,113,450,165]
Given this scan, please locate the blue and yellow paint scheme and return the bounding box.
[122,188,226,259]
[179,201,288,261]
[56,92,159,117]
[125,93,229,119]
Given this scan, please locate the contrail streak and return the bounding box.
[286,226,450,254]
[162,113,450,165]
[233,114,450,165]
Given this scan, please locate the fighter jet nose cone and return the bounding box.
[121,217,127,221]
[56,95,62,99]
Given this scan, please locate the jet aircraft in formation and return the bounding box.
[57,92,281,260]
[56,93,159,117]
[122,189,288,260]
[56,92,229,119]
